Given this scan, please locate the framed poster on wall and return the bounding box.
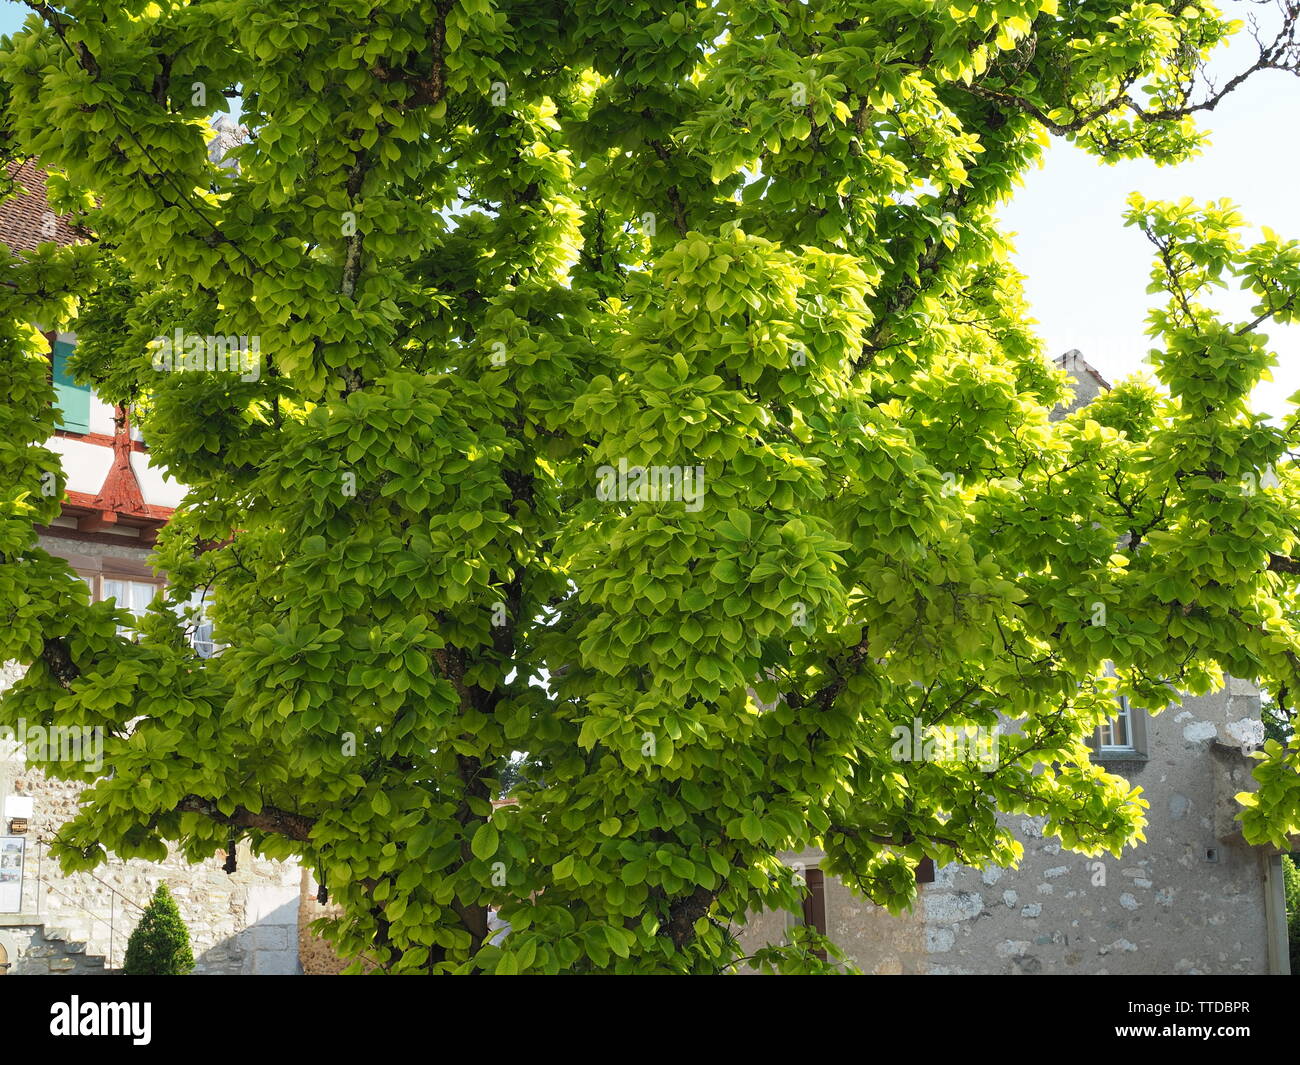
[0,836,24,913]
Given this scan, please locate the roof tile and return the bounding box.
[0,159,83,252]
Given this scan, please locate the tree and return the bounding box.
[1,0,1300,974]
[122,884,196,976]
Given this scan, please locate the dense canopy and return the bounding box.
[1,0,1299,973]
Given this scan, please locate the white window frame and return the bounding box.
[1098,695,1136,752]
[72,567,165,638]
[101,576,162,635]
[1093,661,1144,756]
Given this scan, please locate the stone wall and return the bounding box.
[742,682,1280,974]
[741,873,928,974]
[3,769,302,974]
[0,920,110,974]
[1,536,303,975]
[919,681,1273,975]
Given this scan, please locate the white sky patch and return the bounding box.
[1000,3,1300,421]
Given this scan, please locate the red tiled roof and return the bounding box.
[0,159,83,252]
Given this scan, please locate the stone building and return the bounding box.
[1050,349,1111,416]
[745,353,1294,975]
[0,162,302,975]
[751,680,1291,974]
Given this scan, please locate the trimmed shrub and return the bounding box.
[122,884,195,975]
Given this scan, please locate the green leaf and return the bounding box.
[471,822,499,860]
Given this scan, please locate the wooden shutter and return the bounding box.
[51,338,91,433]
[801,868,828,961]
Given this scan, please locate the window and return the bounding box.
[1088,662,1147,759]
[1098,695,1135,752]
[68,557,166,636]
[102,578,162,635]
[71,558,217,656]
[51,338,91,434]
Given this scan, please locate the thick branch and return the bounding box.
[660,886,716,949]
[809,634,872,713]
[1268,552,1300,574]
[25,2,99,75]
[338,157,368,393]
[370,0,451,109]
[176,795,316,842]
[41,636,80,689]
[647,137,689,237]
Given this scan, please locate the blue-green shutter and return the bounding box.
[52,339,91,433]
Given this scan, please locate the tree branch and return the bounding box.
[175,795,316,842]
[960,3,1300,137]
[1268,552,1300,574]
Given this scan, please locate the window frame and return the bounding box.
[1085,662,1149,763]
[1098,695,1136,753]
[101,576,164,634]
[66,553,162,592]
[68,559,216,657]
[182,588,219,659]
[65,554,166,635]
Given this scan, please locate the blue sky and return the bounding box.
[0,5,25,40]
[1000,7,1300,419]
[2,1,1296,415]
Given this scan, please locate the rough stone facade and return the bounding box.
[0,766,303,974]
[1051,349,1111,418]
[1,538,303,975]
[740,355,1290,975]
[0,921,110,975]
[743,681,1288,974]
